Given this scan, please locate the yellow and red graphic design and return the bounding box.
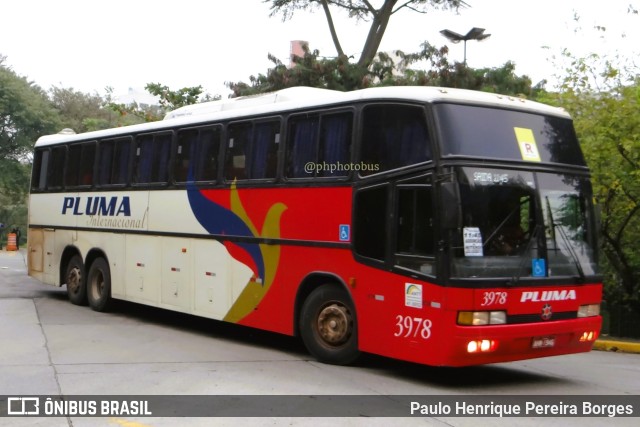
[188,182,287,322]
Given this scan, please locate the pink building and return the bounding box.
[290,40,308,67]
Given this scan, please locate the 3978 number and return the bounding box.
[481,291,507,306]
[394,315,432,339]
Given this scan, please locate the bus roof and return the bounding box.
[35,86,569,147]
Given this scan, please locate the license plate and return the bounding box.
[532,336,556,349]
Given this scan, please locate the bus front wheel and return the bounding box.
[87,257,112,312]
[299,285,360,365]
[65,254,86,306]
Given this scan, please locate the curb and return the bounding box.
[593,339,640,354]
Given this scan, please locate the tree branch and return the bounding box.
[360,0,377,14]
[320,0,346,58]
[393,1,422,14]
[617,142,639,170]
[357,0,397,68]
[615,203,640,245]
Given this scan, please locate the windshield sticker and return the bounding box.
[463,227,484,257]
[473,171,509,184]
[514,127,541,162]
[532,258,547,277]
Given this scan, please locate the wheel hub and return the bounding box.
[68,267,81,293]
[317,303,351,345]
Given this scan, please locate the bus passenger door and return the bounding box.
[28,229,44,274]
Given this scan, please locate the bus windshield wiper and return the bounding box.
[545,197,585,283]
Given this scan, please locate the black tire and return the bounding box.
[65,254,86,306]
[87,257,112,312]
[299,285,360,365]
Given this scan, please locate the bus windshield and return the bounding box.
[435,103,586,166]
[450,167,599,280]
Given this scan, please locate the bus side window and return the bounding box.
[354,185,389,262]
[31,149,49,191]
[175,129,198,182]
[197,127,220,182]
[318,112,352,177]
[175,127,220,183]
[395,185,435,275]
[134,132,171,185]
[97,137,132,186]
[360,104,431,176]
[65,142,96,187]
[225,120,279,181]
[225,123,251,181]
[287,115,319,178]
[251,121,279,179]
[286,112,352,179]
[48,145,66,190]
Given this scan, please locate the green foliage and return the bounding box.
[0,58,60,241]
[146,83,205,110]
[227,47,368,96]
[0,61,61,160]
[0,159,29,239]
[547,50,640,329]
[106,84,220,122]
[228,42,537,98]
[49,86,119,133]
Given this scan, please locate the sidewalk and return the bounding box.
[593,337,640,354]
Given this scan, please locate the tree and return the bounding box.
[0,55,61,242]
[546,50,640,336]
[227,46,367,96]
[49,86,119,133]
[228,41,537,97]
[267,0,466,69]
[107,83,220,122]
[0,56,60,161]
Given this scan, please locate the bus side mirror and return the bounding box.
[440,182,461,229]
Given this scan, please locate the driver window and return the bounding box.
[395,183,435,276]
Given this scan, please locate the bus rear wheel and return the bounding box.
[65,254,86,305]
[299,285,360,365]
[87,257,112,312]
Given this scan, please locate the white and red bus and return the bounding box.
[28,86,601,366]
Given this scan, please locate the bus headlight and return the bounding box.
[579,330,598,342]
[467,339,498,353]
[457,311,506,326]
[577,304,600,318]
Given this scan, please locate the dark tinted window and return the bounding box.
[97,137,132,186]
[434,103,586,165]
[31,149,49,191]
[354,185,388,261]
[287,112,352,178]
[65,142,95,187]
[175,126,221,183]
[49,146,66,189]
[360,105,431,176]
[394,175,436,275]
[397,187,434,256]
[133,132,172,184]
[225,120,279,180]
